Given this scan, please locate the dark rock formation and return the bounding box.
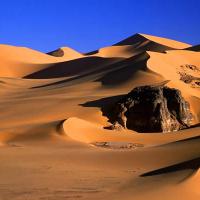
[111,85,193,132]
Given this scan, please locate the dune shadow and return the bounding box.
[81,95,125,124]
[141,157,200,177]
[114,33,174,52]
[25,56,117,79]
[158,135,200,148]
[95,52,149,86]
[31,53,149,89]
[185,44,200,52]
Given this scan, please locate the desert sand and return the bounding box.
[0,33,199,200]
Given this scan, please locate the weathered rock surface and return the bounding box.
[112,85,193,132]
[177,64,200,88]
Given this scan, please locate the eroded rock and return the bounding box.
[177,64,200,88]
[111,85,193,132]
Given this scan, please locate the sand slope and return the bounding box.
[0,33,199,200]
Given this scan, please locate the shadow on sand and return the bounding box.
[141,157,200,177]
[81,94,125,124]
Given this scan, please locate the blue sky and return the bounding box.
[0,0,199,52]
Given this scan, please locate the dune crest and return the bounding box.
[114,33,191,49]
[140,33,191,49]
[47,46,84,60]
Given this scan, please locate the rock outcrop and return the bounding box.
[177,64,200,88]
[111,85,193,132]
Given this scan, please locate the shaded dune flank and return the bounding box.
[141,157,200,177]
[85,33,190,57]
[0,33,199,200]
[24,56,121,79]
[47,46,83,59]
[114,33,191,49]
[185,44,200,52]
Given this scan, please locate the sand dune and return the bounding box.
[0,33,199,200]
[47,46,84,60]
[87,33,190,58]
[0,45,84,78]
[25,56,122,79]
[114,33,191,49]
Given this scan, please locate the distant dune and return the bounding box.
[0,33,199,200]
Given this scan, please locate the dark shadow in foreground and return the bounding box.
[141,157,200,177]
